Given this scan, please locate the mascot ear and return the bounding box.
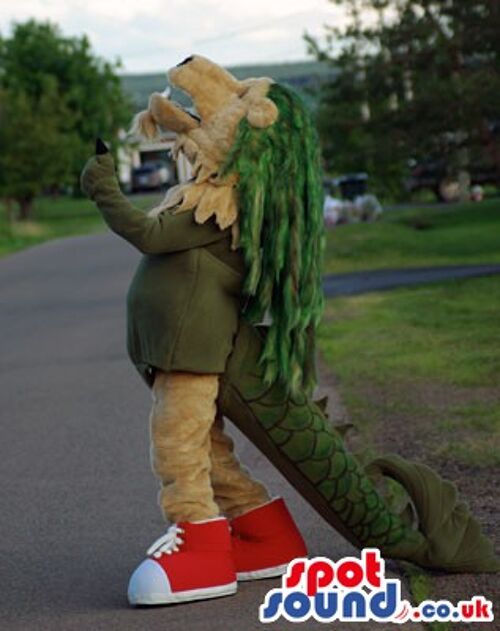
[246,97,279,128]
[239,79,279,128]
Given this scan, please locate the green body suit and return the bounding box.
[81,152,497,573]
[82,152,245,386]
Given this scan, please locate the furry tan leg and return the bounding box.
[150,371,220,522]
[210,416,271,519]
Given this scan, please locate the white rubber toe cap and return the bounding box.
[127,558,172,606]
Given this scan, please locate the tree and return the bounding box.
[0,20,132,219]
[0,82,75,218]
[307,1,500,200]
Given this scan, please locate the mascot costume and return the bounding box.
[81,56,497,607]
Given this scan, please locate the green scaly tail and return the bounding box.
[219,322,499,573]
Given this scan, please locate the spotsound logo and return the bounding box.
[259,549,494,624]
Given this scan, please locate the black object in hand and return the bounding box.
[96,138,110,155]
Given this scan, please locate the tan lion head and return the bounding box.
[130,55,279,244]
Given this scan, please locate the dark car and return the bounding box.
[405,122,500,201]
[405,159,500,202]
[131,161,172,193]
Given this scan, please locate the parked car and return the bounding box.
[405,159,500,202]
[131,161,172,192]
[405,122,500,201]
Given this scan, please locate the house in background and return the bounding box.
[118,129,192,191]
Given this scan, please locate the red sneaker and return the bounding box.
[231,498,308,581]
[128,517,237,605]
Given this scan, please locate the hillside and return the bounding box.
[121,60,334,111]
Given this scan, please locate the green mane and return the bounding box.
[221,83,325,396]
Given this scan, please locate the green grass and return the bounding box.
[317,276,500,466]
[324,198,500,273]
[0,193,163,257]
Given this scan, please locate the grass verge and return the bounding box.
[317,276,500,466]
[0,193,163,257]
[324,198,500,274]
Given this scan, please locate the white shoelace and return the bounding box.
[147,524,185,558]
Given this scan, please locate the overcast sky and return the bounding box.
[0,0,345,74]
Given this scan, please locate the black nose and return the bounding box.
[177,55,194,67]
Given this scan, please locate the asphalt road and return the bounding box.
[5,232,491,630]
[323,263,500,297]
